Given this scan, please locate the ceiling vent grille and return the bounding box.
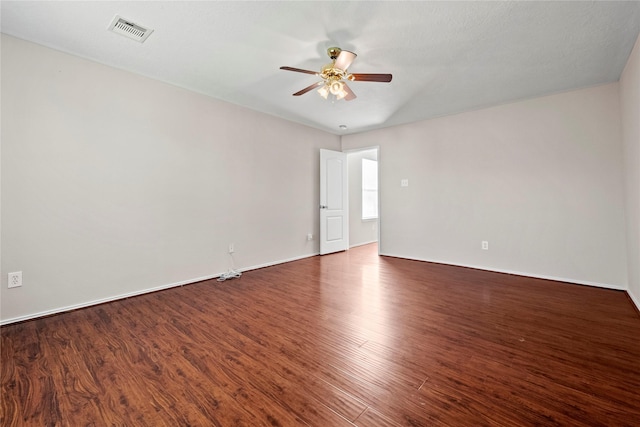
[108,15,153,43]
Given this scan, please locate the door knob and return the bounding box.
[320,205,328,209]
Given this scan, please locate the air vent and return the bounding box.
[108,15,153,43]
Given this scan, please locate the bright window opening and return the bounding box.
[362,159,378,220]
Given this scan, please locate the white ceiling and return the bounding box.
[2,1,639,135]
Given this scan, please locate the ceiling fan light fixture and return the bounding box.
[317,85,329,99]
[328,81,348,100]
[329,81,344,95]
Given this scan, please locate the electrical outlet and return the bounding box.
[8,271,22,288]
[482,241,489,250]
[228,243,234,254]
[307,233,313,241]
[401,179,409,187]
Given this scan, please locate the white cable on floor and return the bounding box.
[217,251,242,282]
[217,269,242,282]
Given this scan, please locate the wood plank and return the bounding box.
[2,243,640,426]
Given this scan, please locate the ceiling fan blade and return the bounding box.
[334,50,357,71]
[342,83,357,101]
[280,66,319,75]
[292,81,323,96]
[350,73,393,83]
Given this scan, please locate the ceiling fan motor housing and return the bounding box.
[327,47,342,60]
[321,64,347,82]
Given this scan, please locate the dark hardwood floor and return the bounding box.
[2,243,640,426]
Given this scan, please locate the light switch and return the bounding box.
[401,179,409,187]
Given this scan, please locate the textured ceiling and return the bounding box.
[2,1,639,135]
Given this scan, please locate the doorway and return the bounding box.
[346,148,379,249]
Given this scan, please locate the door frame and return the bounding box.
[344,146,381,255]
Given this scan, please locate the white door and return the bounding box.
[320,149,349,255]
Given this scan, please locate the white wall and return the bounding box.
[0,35,341,323]
[343,83,628,289]
[3,33,637,324]
[620,33,640,310]
[347,149,378,247]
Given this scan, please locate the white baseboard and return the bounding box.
[236,252,320,272]
[378,252,627,291]
[4,251,630,326]
[0,252,319,326]
[349,240,378,249]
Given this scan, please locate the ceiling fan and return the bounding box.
[280,47,392,101]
